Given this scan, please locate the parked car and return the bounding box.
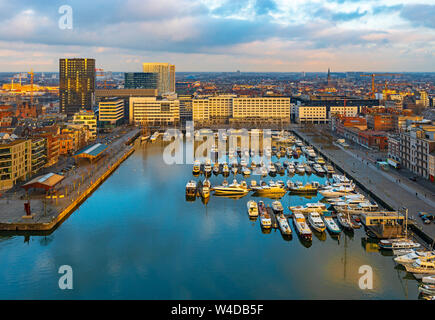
[424,219,431,225]
[409,176,417,181]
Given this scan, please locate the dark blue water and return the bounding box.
[0,141,420,299]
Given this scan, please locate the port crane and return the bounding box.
[360,73,401,99]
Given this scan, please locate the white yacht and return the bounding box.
[379,239,421,250]
[192,160,201,175]
[295,163,305,174]
[293,213,312,240]
[308,212,326,233]
[394,250,435,266]
[213,179,249,197]
[289,202,327,214]
[319,185,356,198]
[247,200,259,217]
[277,214,292,235]
[204,159,212,175]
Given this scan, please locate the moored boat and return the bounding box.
[277,213,292,235]
[322,212,341,234]
[247,200,259,217]
[185,180,197,197]
[293,213,312,240]
[258,201,272,229]
[308,212,326,232]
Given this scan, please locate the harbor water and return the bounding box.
[0,140,422,299]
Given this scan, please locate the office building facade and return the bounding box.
[129,97,180,126]
[124,72,158,90]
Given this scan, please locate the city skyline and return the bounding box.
[0,0,433,72]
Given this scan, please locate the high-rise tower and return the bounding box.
[59,58,96,115]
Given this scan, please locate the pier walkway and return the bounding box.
[0,127,140,232]
[293,128,435,246]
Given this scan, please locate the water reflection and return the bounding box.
[0,140,423,299]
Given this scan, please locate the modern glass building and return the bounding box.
[124,72,158,90]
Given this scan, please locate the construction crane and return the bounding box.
[360,73,401,99]
[95,68,109,89]
[27,69,34,105]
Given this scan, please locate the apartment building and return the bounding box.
[400,124,435,180]
[31,138,46,174]
[73,110,97,140]
[232,97,290,125]
[129,97,180,126]
[192,95,235,125]
[387,135,401,162]
[0,139,31,191]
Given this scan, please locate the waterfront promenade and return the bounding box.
[294,128,435,245]
[0,127,140,231]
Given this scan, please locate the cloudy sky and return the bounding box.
[0,0,434,72]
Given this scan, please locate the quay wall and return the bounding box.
[0,147,135,231]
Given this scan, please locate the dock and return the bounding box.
[292,128,435,248]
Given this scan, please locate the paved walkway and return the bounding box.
[0,127,140,227]
[294,128,435,243]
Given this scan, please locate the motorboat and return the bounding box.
[287,181,319,194]
[242,167,251,176]
[304,163,312,175]
[247,200,259,217]
[277,213,292,235]
[379,239,421,250]
[336,212,354,231]
[185,180,197,197]
[287,163,295,175]
[418,284,435,295]
[213,179,249,197]
[289,202,327,214]
[250,180,259,190]
[260,166,268,177]
[322,212,341,234]
[403,258,435,275]
[326,193,366,204]
[192,160,201,175]
[231,166,238,175]
[316,156,326,165]
[333,201,379,213]
[150,131,160,143]
[296,163,305,175]
[271,200,284,215]
[293,213,312,240]
[268,163,277,176]
[222,162,229,176]
[258,201,272,229]
[204,159,212,176]
[213,162,220,175]
[286,147,292,158]
[308,212,326,233]
[283,160,290,168]
[324,164,335,174]
[422,275,435,285]
[253,182,286,197]
[332,174,351,185]
[198,179,211,199]
[312,163,326,175]
[394,250,435,266]
[319,185,356,198]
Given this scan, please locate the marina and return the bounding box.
[0,131,433,299]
